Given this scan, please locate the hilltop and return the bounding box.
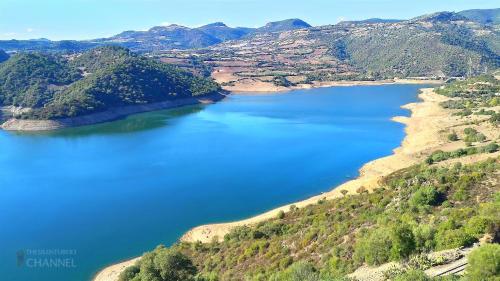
[0,18,312,53]
[0,46,221,129]
[459,8,500,25]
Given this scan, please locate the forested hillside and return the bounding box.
[0,46,221,119]
[459,8,500,25]
[120,158,500,281]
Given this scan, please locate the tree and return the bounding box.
[119,246,197,281]
[410,186,439,207]
[340,190,348,197]
[464,216,494,238]
[390,225,416,261]
[466,244,500,281]
[447,132,459,141]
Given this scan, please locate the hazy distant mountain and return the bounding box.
[102,24,222,51]
[0,19,311,53]
[196,22,255,41]
[411,11,469,23]
[255,18,311,33]
[458,8,500,25]
[338,18,403,25]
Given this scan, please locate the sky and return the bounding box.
[0,0,498,40]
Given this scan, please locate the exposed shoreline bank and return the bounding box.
[1,93,225,132]
[224,78,443,93]
[92,85,452,281]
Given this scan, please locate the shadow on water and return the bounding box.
[10,104,206,138]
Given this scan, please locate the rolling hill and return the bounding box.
[0,46,221,120]
[459,8,500,25]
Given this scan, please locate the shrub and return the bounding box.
[435,229,476,250]
[119,246,197,281]
[354,225,415,266]
[277,210,285,219]
[464,216,494,238]
[447,132,459,141]
[390,225,416,261]
[482,143,499,153]
[466,244,500,281]
[410,186,440,207]
[393,269,431,281]
[270,262,319,281]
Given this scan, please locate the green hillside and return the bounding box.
[120,157,500,281]
[0,53,81,107]
[459,8,500,25]
[341,13,499,77]
[0,46,221,119]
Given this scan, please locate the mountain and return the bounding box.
[411,11,469,22]
[176,10,499,90]
[0,39,99,53]
[0,19,310,53]
[0,50,9,63]
[255,18,311,33]
[459,8,500,25]
[0,46,220,119]
[102,24,222,51]
[196,22,255,41]
[338,18,403,25]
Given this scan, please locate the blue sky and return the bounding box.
[0,0,498,40]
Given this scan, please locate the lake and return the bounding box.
[0,84,424,281]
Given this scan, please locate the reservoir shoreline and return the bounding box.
[92,85,448,281]
[0,79,440,132]
[1,93,226,131]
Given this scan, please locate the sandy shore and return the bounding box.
[1,93,225,131]
[92,257,140,281]
[223,78,443,93]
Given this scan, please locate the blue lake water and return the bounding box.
[0,84,424,281]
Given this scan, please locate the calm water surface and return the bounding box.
[0,85,424,281]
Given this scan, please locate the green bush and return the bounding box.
[269,262,319,281]
[393,269,430,281]
[119,246,197,281]
[354,224,415,265]
[410,186,440,207]
[464,216,494,238]
[435,229,476,250]
[466,244,500,281]
[447,132,459,141]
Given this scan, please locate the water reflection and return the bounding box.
[10,105,205,138]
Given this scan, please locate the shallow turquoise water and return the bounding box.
[0,85,424,281]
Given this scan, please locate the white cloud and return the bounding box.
[26,28,35,32]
